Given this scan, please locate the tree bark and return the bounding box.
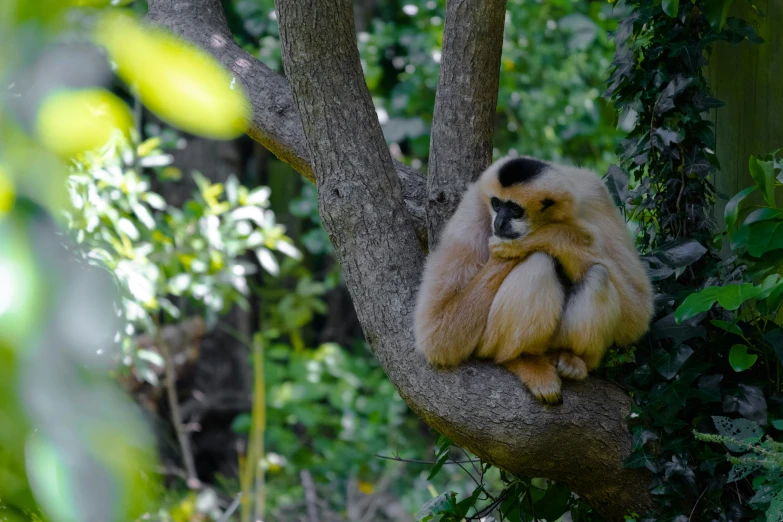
[148,0,654,519]
[707,0,783,230]
[146,0,427,247]
[427,0,507,245]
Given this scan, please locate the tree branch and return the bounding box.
[149,0,653,518]
[145,0,426,247]
[426,0,507,245]
[275,0,651,520]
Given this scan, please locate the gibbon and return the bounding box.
[414,156,653,404]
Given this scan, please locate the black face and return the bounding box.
[491,197,525,239]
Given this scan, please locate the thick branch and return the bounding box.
[426,0,507,245]
[145,0,426,247]
[275,0,651,519]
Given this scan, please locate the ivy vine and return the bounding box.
[604,1,780,521]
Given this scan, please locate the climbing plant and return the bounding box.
[604,1,781,521]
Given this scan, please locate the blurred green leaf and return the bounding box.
[729,345,757,372]
[663,0,680,18]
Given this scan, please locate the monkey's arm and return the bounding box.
[490,222,598,280]
[415,256,519,367]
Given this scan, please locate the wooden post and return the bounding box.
[708,0,783,230]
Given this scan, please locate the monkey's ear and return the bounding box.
[541,198,555,210]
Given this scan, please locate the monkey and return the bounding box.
[414,156,654,404]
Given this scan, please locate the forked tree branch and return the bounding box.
[146,0,427,247]
[148,0,653,518]
[426,0,507,245]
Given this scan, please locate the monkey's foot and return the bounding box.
[504,356,562,405]
[554,351,588,380]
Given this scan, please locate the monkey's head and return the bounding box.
[478,156,577,241]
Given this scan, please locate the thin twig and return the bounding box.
[455,459,483,490]
[219,493,243,522]
[460,447,482,479]
[688,486,708,521]
[300,470,319,522]
[466,487,511,521]
[156,320,200,489]
[374,453,480,465]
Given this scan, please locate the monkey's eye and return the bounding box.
[508,203,525,219]
[490,197,501,211]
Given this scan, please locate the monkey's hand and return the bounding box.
[488,236,528,260]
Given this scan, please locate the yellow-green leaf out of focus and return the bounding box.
[0,165,15,219]
[0,219,42,347]
[36,88,134,158]
[25,437,79,522]
[94,12,250,140]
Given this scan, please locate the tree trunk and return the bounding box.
[426,0,507,245]
[708,0,783,228]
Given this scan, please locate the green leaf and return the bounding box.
[729,345,758,372]
[626,449,657,472]
[710,320,742,336]
[713,416,762,452]
[117,217,139,241]
[454,486,483,518]
[230,413,252,434]
[416,492,457,521]
[715,284,762,310]
[24,440,74,520]
[662,0,679,17]
[746,221,783,257]
[654,239,707,268]
[772,419,783,430]
[534,483,572,522]
[724,186,755,231]
[730,223,750,249]
[604,164,629,209]
[427,451,450,481]
[143,192,167,210]
[675,284,760,322]
[246,186,272,206]
[136,349,164,368]
[704,0,735,29]
[744,207,783,225]
[653,345,693,380]
[764,329,783,363]
[749,156,776,206]
[756,274,782,299]
[674,287,721,323]
[226,174,240,205]
[434,435,452,457]
[132,203,155,230]
[256,247,280,276]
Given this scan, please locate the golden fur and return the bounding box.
[414,156,654,404]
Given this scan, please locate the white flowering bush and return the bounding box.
[64,132,300,377]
